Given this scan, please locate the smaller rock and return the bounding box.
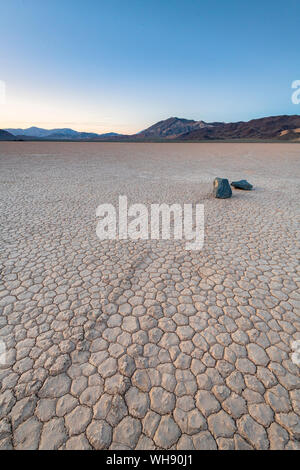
[231,180,253,190]
[213,178,232,199]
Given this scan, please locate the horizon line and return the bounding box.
[3,112,300,135]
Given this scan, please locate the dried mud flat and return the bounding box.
[0,142,299,450]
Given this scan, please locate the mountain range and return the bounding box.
[178,115,300,141]
[134,115,300,141]
[4,126,122,140]
[1,115,300,141]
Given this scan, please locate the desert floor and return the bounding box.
[0,142,299,450]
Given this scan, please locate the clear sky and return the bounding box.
[1,0,300,134]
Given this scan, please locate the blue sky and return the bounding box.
[0,0,299,133]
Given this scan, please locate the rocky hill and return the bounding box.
[137,117,212,138]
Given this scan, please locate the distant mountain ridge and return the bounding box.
[177,115,300,141]
[4,126,122,140]
[134,115,300,141]
[2,115,300,141]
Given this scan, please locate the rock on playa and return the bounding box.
[213,178,232,199]
[231,180,253,190]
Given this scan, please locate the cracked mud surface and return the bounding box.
[0,142,299,450]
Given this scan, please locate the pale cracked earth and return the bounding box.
[0,142,299,451]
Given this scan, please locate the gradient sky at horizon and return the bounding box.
[1,0,300,134]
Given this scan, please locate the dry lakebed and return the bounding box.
[0,142,299,450]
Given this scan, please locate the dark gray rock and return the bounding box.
[213,178,232,199]
[231,180,253,190]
